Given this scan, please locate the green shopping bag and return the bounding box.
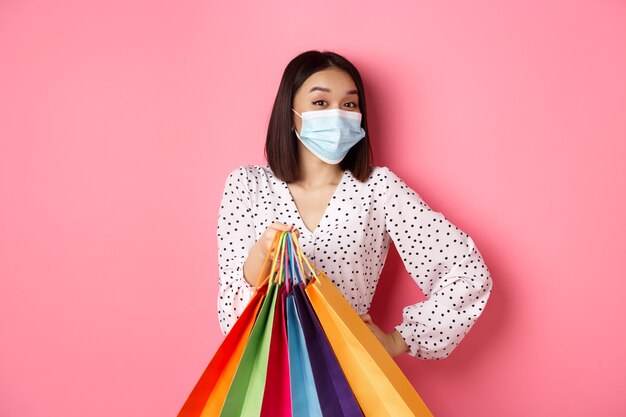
[218,281,278,417]
[218,233,289,417]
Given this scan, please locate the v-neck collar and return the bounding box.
[277,167,350,235]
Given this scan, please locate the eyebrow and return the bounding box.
[308,86,358,95]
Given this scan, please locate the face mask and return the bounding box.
[292,108,367,164]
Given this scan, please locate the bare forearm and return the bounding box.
[242,242,271,286]
[242,223,297,286]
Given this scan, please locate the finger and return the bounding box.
[264,223,290,244]
[360,314,372,323]
[264,223,294,254]
[269,222,293,232]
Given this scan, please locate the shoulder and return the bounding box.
[369,166,430,205]
[224,164,274,183]
[342,166,402,190]
[228,164,272,178]
[363,165,404,186]
[346,166,407,196]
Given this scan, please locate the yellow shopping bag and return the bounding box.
[293,235,434,417]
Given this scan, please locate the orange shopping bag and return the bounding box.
[178,233,283,417]
[292,235,434,417]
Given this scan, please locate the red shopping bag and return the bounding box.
[260,285,291,417]
[178,233,283,417]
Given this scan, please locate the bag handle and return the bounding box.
[276,231,289,285]
[253,231,285,291]
[285,233,295,291]
[290,232,322,281]
[253,230,320,291]
[286,232,305,287]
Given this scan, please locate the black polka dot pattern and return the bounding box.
[216,164,493,360]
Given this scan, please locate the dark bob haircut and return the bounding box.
[265,50,373,183]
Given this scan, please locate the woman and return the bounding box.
[216,50,492,360]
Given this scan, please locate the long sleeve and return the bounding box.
[382,167,493,360]
[216,166,257,335]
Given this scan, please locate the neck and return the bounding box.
[295,141,344,188]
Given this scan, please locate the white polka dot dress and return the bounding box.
[216,165,493,360]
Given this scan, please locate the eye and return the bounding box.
[312,100,327,106]
[344,102,358,109]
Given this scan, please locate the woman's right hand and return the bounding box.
[255,222,300,258]
[242,222,300,286]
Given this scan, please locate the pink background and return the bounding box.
[1,0,625,416]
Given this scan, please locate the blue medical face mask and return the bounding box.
[292,108,367,164]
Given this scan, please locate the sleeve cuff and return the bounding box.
[394,321,421,358]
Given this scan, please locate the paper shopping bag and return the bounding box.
[260,285,292,417]
[305,271,433,417]
[283,233,433,417]
[219,280,279,417]
[286,290,323,417]
[292,282,364,417]
[177,284,267,417]
[178,232,284,417]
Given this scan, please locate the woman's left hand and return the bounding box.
[360,314,409,357]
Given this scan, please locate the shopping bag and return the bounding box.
[260,285,292,417]
[219,281,279,416]
[283,234,362,417]
[177,284,268,417]
[292,282,364,417]
[294,236,434,417]
[220,232,292,417]
[286,290,323,417]
[178,232,283,417]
